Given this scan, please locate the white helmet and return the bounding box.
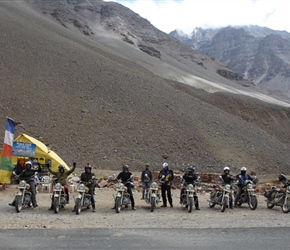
[240,167,247,171]
[224,166,230,171]
[163,162,169,168]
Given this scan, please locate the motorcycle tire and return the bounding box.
[267,201,275,209]
[248,195,258,210]
[115,197,121,213]
[53,197,60,214]
[209,201,215,208]
[221,197,228,213]
[282,198,290,213]
[188,197,193,213]
[75,198,81,215]
[15,196,23,213]
[150,197,155,212]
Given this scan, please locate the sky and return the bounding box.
[104,0,290,34]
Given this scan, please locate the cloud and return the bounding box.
[105,0,290,34]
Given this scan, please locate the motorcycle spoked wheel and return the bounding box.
[53,197,60,214]
[248,195,258,210]
[282,198,290,213]
[115,197,121,213]
[150,197,155,212]
[75,198,81,215]
[188,197,193,213]
[221,197,228,213]
[15,196,23,213]
[267,201,275,209]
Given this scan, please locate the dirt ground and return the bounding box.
[0,183,289,230]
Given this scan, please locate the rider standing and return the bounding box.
[221,166,234,208]
[141,164,152,200]
[159,162,174,207]
[80,164,96,212]
[9,161,41,207]
[180,166,200,210]
[116,165,136,210]
[47,162,76,210]
[234,167,254,207]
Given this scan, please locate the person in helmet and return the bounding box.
[116,165,136,210]
[47,162,76,210]
[220,166,234,208]
[75,163,96,212]
[9,161,42,207]
[278,174,290,188]
[234,167,254,206]
[158,162,174,207]
[141,164,152,200]
[180,166,200,210]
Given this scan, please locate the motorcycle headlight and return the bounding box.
[224,184,231,191]
[187,184,194,191]
[19,181,26,188]
[247,183,253,189]
[77,184,86,191]
[151,182,158,189]
[54,183,62,191]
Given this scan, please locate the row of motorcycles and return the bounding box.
[12,172,290,214]
[208,174,290,213]
[13,172,96,214]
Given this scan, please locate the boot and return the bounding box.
[161,202,167,207]
[92,205,96,212]
[195,199,200,210]
[48,204,54,210]
[169,202,173,208]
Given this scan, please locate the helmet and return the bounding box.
[85,164,92,171]
[58,164,65,171]
[240,167,247,174]
[279,174,287,182]
[224,166,230,172]
[188,166,195,172]
[25,161,32,169]
[163,162,169,169]
[123,165,129,172]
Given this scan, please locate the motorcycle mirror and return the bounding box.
[92,176,96,179]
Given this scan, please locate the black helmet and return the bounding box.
[58,164,65,171]
[123,165,129,172]
[85,164,92,171]
[188,166,195,172]
[279,174,287,182]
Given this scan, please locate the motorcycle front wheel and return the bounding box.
[248,195,258,210]
[115,197,121,213]
[282,197,290,213]
[221,196,228,213]
[188,197,193,213]
[53,197,60,214]
[150,197,155,212]
[15,196,23,213]
[75,198,81,215]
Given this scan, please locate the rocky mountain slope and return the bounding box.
[170,25,290,101]
[1,0,290,175]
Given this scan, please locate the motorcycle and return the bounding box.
[74,176,97,214]
[114,175,134,213]
[234,176,258,210]
[180,176,200,213]
[264,183,290,213]
[144,174,161,212]
[52,182,68,213]
[208,176,232,212]
[13,172,37,213]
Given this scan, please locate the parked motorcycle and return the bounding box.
[74,176,97,215]
[180,176,200,213]
[114,175,134,213]
[52,182,68,213]
[144,182,161,212]
[13,172,37,213]
[208,176,232,212]
[264,183,290,213]
[234,176,258,210]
